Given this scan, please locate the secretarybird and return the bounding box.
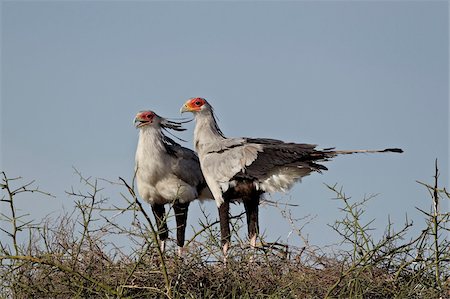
[134,110,212,254]
[181,97,403,256]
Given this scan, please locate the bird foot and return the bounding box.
[177,246,187,257]
[249,235,257,248]
[159,240,166,254]
[222,243,229,265]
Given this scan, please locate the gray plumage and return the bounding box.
[181,97,403,254]
[134,110,212,253]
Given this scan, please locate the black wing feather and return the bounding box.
[232,139,335,181]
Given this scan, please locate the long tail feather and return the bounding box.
[332,148,403,155]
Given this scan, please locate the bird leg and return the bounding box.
[159,240,166,253]
[243,196,260,248]
[177,246,187,257]
[173,200,190,255]
[151,203,168,253]
[218,201,231,257]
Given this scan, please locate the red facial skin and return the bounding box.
[140,111,155,121]
[135,111,155,127]
[185,97,206,111]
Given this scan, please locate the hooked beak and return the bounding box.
[134,111,156,128]
[134,115,148,128]
[180,104,190,114]
[180,99,197,114]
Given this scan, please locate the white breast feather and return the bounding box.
[135,129,199,205]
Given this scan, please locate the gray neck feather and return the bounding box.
[194,109,225,153]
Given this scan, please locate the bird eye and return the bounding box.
[193,98,205,106]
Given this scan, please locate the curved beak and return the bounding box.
[134,114,147,128]
[180,103,190,114]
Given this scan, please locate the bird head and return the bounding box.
[134,110,186,131]
[180,97,209,113]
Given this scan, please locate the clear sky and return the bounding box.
[1,1,448,249]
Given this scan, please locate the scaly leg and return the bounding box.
[218,201,231,257]
[173,200,190,256]
[151,203,168,253]
[243,196,260,248]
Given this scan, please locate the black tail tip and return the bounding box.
[383,148,404,153]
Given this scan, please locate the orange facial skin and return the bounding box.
[182,97,206,112]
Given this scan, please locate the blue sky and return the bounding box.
[1,1,448,249]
